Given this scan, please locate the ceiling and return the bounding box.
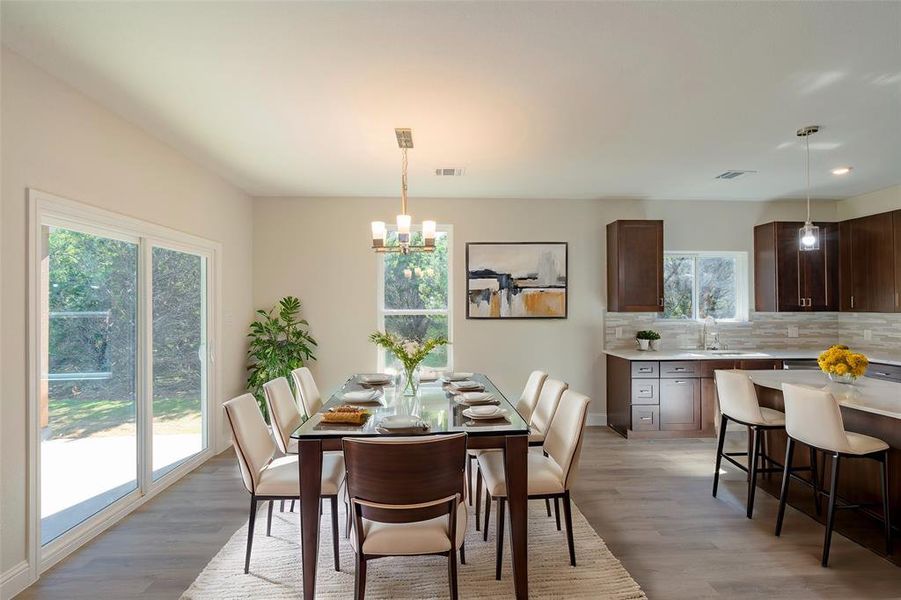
[2,1,899,201]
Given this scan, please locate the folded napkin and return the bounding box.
[450,380,484,391]
[454,391,497,405]
[342,389,381,403]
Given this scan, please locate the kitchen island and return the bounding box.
[745,370,900,565]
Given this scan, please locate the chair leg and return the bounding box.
[245,495,258,574]
[267,500,274,536]
[545,498,552,517]
[475,467,483,531]
[775,437,795,536]
[330,496,340,571]
[554,497,561,530]
[563,491,576,566]
[822,453,841,567]
[448,547,459,600]
[495,498,506,580]
[747,427,761,519]
[280,499,285,513]
[354,554,367,600]
[712,413,728,497]
[290,499,296,512]
[484,493,492,542]
[460,542,466,565]
[809,446,822,516]
[879,451,893,556]
[345,500,351,539]
[466,457,473,506]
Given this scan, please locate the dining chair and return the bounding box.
[476,389,590,579]
[343,433,468,600]
[528,377,568,446]
[466,370,548,506]
[776,383,891,567]
[223,393,346,574]
[263,376,303,455]
[291,366,322,417]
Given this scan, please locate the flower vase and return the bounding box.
[828,372,857,385]
[401,364,421,396]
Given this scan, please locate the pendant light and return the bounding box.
[797,125,820,251]
[370,128,436,254]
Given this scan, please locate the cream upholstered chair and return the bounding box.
[528,377,567,445]
[263,377,303,455]
[466,370,549,505]
[476,390,590,579]
[343,434,468,600]
[291,366,322,418]
[712,370,803,519]
[775,383,891,567]
[223,393,346,574]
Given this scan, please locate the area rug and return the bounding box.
[181,499,646,599]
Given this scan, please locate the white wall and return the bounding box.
[252,196,837,424]
[836,184,901,220]
[0,49,254,582]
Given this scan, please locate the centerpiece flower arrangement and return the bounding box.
[817,344,868,384]
[369,331,449,395]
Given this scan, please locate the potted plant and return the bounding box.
[247,296,317,420]
[817,344,868,384]
[636,330,661,351]
[370,331,448,396]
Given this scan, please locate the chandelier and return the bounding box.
[797,125,820,251]
[370,128,436,254]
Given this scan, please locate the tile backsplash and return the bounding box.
[605,311,901,357]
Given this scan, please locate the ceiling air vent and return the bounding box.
[434,167,466,177]
[715,170,757,180]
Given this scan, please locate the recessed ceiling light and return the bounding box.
[831,166,853,175]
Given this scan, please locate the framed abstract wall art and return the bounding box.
[466,242,568,319]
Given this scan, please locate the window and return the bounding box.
[662,251,748,321]
[30,190,218,566]
[377,227,452,371]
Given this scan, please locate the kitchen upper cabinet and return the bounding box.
[839,212,896,312]
[607,220,663,312]
[895,211,901,312]
[754,221,838,312]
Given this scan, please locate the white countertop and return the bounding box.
[603,348,901,367]
[745,369,901,420]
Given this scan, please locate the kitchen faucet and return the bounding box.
[702,315,721,350]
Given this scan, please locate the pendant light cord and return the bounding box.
[401,147,409,215]
[805,132,811,223]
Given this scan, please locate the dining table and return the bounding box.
[290,372,532,599]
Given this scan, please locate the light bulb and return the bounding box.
[403,268,413,279]
[422,220,437,243]
[396,214,411,235]
[801,232,816,247]
[371,221,386,247]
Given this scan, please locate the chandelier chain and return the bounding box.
[401,147,409,216]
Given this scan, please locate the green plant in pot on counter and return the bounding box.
[247,296,317,421]
[636,330,661,351]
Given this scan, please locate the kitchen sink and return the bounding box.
[687,350,770,357]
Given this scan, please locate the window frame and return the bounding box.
[660,250,749,322]
[27,189,222,576]
[375,224,454,372]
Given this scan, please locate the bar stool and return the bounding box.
[776,383,892,567]
[712,370,819,519]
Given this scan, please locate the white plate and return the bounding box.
[379,415,425,429]
[360,373,393,384]
[342,389,382,402]
[455,392,497,405]
[419,371,439,382]
[450,380,483,391]
[463,406,504,420]
[442,372,474,382]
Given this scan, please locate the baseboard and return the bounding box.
[587,413,607,427]
[1,560,34,600]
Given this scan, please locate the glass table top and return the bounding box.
[290,373,529,439]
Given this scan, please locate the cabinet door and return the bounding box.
[804,222,840,311]
[608,220,663,312]
[659,378,700,431]
[842,214,895,312]
[700,378,719,435]
[775,222,803,311]
[895,211,901,312]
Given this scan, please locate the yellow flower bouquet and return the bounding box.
[817,345,868,383]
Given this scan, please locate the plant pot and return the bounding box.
[637,339,650,351]
[649,339,661,351]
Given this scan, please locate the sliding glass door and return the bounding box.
[40,226,139,545]
[151,246,208,479]
[33,192,217,562]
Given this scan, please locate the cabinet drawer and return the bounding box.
[631,379,660,405]
[868,362,901,383]
[631,405,660,431]
[631,361,659,378]
[660,361,700,378]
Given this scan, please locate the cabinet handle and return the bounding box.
[639,416,653,422]
[638,367,652,372]
[673,380,687,384]
[873,371,890,377]
[659,297,664,307]
[850,295,855,309]
[672,367,686,372]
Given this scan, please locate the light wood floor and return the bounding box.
[19,427,900,599]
